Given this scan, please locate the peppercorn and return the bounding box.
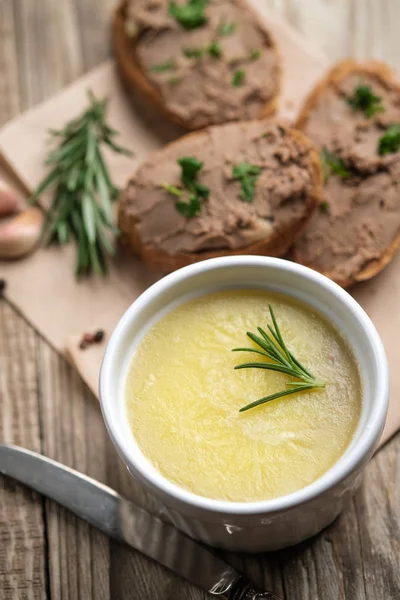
[94,329,104,343]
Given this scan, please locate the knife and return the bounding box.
[0,444,282,599]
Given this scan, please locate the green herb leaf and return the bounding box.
[239,385,316,413]
[184,40,222,59]
[232,68,245,87]
[164,156,209,217]
[320,148,350,180]
[169,0,209,30]
[378,124,400,155]
[232,162,261,203]
[178,156,204,183]
[162,184,183,197]
[194,182,210,197]
[348,84,385,118]
[249,49,261,61]
[175,195,202,218]
[167,76,181,85]
[232,163,260,179]
[183,47,205,58]
[208,40,222,58]
[151,59,176,73]
[218,21,236,36]
[30,91,132,278]
[319,201,330,214]
[233,305,325,413]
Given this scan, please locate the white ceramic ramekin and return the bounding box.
[99,256,389,552]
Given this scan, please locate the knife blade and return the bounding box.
[0,444,282,599]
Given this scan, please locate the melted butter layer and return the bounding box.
[126,290,362,502]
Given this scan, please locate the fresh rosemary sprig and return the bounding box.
[30,91,132,277]
[232,305,325,412]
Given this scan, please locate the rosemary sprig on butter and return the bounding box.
[233,305,325,412]
[30,91,132,277]
[163,157,209,218]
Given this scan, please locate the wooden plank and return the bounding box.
[73,0,115,69]
[36,340,111,600]
[0,300,47,600]
[0,0,21,124]
[0,2,47,598]
[12,0,84,108]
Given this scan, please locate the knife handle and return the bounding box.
[227,577,283,600]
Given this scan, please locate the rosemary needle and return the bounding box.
[30,91,132,278]
[233,305,325,412]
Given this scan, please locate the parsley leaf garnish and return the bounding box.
[169,0,209,30]
[151,59,176,73]
[319,201,329,214]
[232,69,245,87]
[218,21,236,36]
[183,40,222,59]
[232,163,261,203]
[167,76,181,85]
[320,149,350,180]
[164,157,209,218]
[378,124,400,155]
[162,184,182,197]
[208,40,222,58]
[347,84,385,118]
[176,195,202,218]
[249,49,261,61]
[183,47,205,58]
[179,156,204,183]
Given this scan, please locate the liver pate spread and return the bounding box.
[294,71,400,284]
[119,121,317,256]
[124,0,280,128]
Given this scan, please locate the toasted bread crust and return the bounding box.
[293,59,400,288]
[112,1,281,131]
[119,124,323,273]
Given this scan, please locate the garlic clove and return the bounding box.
[0,207,44,259]
[0,180,20,217]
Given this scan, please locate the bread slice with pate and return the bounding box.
[113,0,281,130]
[292,60,400,288]
[118,120,323,272]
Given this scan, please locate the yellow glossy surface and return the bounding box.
[126,290,362,502]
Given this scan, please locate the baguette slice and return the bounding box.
[293,60,400,288]
[113,0,281,130]
[118,120,323,272]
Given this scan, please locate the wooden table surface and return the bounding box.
[1,1,400,599]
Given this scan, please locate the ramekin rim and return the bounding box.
[99,256,389,515]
